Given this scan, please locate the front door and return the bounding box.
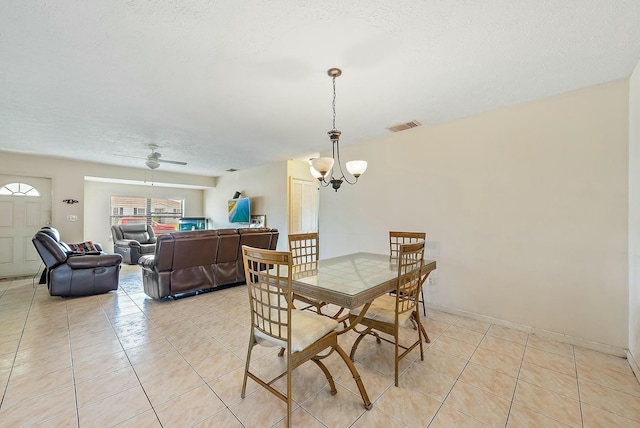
[0,175,52,278]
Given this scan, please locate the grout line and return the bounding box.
[0,280,38,410]
[65,296,82,428]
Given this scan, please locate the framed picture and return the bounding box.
[250,214,266,228]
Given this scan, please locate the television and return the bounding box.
[228,197,250,223]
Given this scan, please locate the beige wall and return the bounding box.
[0,151,214,242]
[630,60,640,367]
[203,161,289,250]
[318,80,630,350]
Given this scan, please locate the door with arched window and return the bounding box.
[0,175,52,278]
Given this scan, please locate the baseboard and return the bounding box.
[628,351,640,379]
[425,303,628,358]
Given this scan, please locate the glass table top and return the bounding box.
[291,252,436,309]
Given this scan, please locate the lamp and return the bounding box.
[310,68,367,191]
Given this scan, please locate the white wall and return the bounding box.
[203,161,289,250]
[0,151,214,242]
[629,60,640,367]
[84,181,204,250]
[319,80,630,350]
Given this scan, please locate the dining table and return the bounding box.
[289,252,437,409]
[291,251,436,324]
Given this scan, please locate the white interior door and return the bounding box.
[0,175,52,278]
[289,178,318,234]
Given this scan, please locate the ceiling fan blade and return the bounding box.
[158,159,187,165]
[114,153,147,160]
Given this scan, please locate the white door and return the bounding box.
[0,176,52,278]
[289,178,318,234]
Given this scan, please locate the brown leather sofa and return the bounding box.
[138,228,278,299]
[111,223,157,265]
[32,227,122,297]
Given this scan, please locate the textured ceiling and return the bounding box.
[1,1,639,177]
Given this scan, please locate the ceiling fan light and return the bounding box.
[345,160,367,177]
[311,157,334,177]
[145,159,160,169]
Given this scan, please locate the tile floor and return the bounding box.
[1,264,640,427]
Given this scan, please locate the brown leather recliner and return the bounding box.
[32,227,122,297]
[139,230,219,299]
[214,228,242,285]
[138,228,279,299]
[235,228,276,283]
[111,223,157,264]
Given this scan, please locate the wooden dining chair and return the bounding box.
[349,240,426,386]
[241,245,370,427]
[288,232,346,321]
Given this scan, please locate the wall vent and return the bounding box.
[386,120,421,133]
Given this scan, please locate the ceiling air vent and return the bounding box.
[386,120,421,133]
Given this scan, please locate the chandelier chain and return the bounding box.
[332,76,337,131]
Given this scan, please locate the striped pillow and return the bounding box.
[68,241,99,253]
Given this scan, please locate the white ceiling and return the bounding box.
[1,1,639,177]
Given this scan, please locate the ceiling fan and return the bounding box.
[142,144,187,169]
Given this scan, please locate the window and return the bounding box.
[0,182,40,196]
[110,196,183,235]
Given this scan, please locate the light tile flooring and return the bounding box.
[1,264,640,427]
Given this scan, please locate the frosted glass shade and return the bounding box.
[309,167,323,180]
[310,157,334,177]
[346,160,367,177]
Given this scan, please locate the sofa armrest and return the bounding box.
[66,253,122,268]
[138,255,156,270]
[114,239,140,248]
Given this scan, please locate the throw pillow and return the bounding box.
[68,241,99,253]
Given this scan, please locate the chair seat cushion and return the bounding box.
[350,295,413,325]
[139,244,156,254]
[124,231,151,243]
[254,309,338,353]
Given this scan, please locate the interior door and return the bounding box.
[0,175,52,278]
[289,178,318,234]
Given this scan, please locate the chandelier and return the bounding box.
[310,68,367,191]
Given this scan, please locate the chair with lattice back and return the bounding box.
[241,245,371,427]
[390,231,428,316]
[390,231,431,343]
[349,240,426,386]
[288,232,346,320]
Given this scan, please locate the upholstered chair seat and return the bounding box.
[254,309,339,352]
